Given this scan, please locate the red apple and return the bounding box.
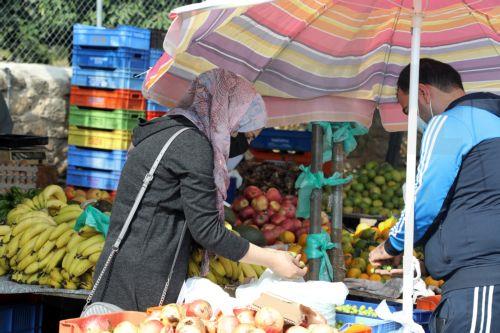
[261,224,276,232]
[271,214,286,226]
[267,208,275,218]
[244,186,263,200]
[234,309,256,325]
[255,212,270,226]
[217,316,239,333]
[64,186,76,201]
[285,195,298,206]
[235,219,243,227]
[292,219,303,231]
[281,219,295,232]
[266,188,282,203]
[302,220,311,229]
[185,300,212,321]
[240,206,257,220]
[269,201,281,213]
[255,307,284,333]
[295,227,309,240]
[252,195,269,212]
[233,197,250,212]
[176,317,205,333]
[263,230,278,246]
[138,320,165,333]
[280,204,296,219]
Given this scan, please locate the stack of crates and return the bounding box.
[67,24,151,191]
[146,29,170,120]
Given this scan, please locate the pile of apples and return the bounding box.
[233,186,331,246]
[80,300,338,333]
[64,186,114,204]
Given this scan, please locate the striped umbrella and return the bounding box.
[143,0,499,132]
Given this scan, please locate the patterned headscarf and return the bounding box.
[168,69,267,217]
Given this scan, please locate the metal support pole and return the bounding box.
[330,142,345,282]
[96,0,103,27]
[308,124,323,281]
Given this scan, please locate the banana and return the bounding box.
[38,275,52,286]
[80,281,93,291]
[0,257,9,271]
[25,261,42,275]
[49,223,72,241]
[50,279,62,289]
[43,185,67,203]
[19,223,47,247]
[209,258,226,277]
[32,195,41,210]
[63,280,78,290]
[205,271,218,284]
[17,237,37,263]
[0,266,8,276]
[59,204,83,216]
[34,227,55,252]
[13,213,55,236]
[240,263,258,279]
[36,193,47,209]
[230,260,239,281]
[54,210,82,225]
[6,234,21,258]
[22,198,36,210]
[192,249,203,263]
[50,268,63,283]
[26,273,40,285]
[61,269,70,281]
[69,258,93,278]
[43,248,66,273]
[78,225,99,238]
[9,256,17,269]
[218,257,233,278]
[63,247,78,271]
[76,234,105,256]
[17,253,37,271]
[88,252,101,264]
[39,251,54,270]
[47,199,67,216]
[82,271,94,285]
[2,231,12,244]
[66,233,85,251]
[37,240,56,260]
[238,268,245,284]
[55,229,74,248]
[16,203,36,213]
[0,225,11,236]
[251,264,265,276]
[81,241,104,258]
[0,245,6,258]
[188,260,200,277]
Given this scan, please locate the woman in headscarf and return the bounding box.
[92,69,307,311]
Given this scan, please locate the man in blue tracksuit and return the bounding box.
[369,58,500,333]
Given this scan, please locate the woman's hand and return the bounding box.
[266,249,308,279]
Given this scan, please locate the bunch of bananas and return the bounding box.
[188,249,266,286]
[0,185,106,290]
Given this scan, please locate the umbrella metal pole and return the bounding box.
[329,142,345,282]
[308,124,323,281]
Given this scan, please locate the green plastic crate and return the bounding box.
[69,105,144,131]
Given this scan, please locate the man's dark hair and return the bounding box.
[397,58,464,94]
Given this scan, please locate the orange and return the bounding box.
[369,274,382,282]
[288,244,302,254]
[279,231,296,244]
[425,276,440,287]
[366,264,375,274]
[347,268,362,279]
[359,273,370,280]
[438,280,445,287]
[351,258,367,271]
[298,234,308,247]
[300,252,308,264]
[345,324,371,333]
[344,253,353,267]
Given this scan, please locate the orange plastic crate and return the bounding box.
[59,312,146,333]
[146,111,168,121]
[70,86,146,111]
[416,295,441,311]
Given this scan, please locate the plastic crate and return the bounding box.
[250,128,312,152]
[147,100,169,112]
[66,166,121,191]
[149,49,163,67]
[145,111,168,121]
[72,46,149,72]
[67,146,127,171]
[68,126,131,150]
[73,24,150,50]
[69,105,143,131]
[0,303,43,333]
[60,312,146,333]
[416,295,441,311]
[72,67,144,90]
[150,29,167,49]
[70,86,146,111]
[340,323,371,333]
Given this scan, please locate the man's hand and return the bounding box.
[369,241,401,269]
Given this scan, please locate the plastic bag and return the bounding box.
[235,270,348,324]
[376,300,425,333]
[177,277,238,316]
[74,205,110,236]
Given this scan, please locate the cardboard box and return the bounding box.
[251,293,303,325]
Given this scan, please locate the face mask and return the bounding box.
[416,99,435,134]
[229,133,249,158]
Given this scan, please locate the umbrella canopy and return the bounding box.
[143,0,499,131]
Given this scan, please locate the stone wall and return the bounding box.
[0,63,71,174]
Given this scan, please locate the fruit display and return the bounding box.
[342,161,405,217]
[335,304,378,318]
[78,299,340,333]
[0,187,41,224]
[274,124,307,131]
[0,185,105,290]
[237,162,300,195]
[64,186,115,205]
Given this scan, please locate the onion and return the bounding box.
[217,315,240,333]
[202,320,217,333]
[255,307,284,333]
[234,324,258,333]
[81,315,111,333]
[185,300,213,321]
[114,321,138,333]
[138,320,166,333]
[233,309,256,325]
[286,326,310,333]
[161,304,186,328]
[175,317,205,333]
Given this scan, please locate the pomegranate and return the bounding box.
[217,315,240,333]
[308,324,336,333]
[185,300,212,321]
[176,317,205,333]
[266,188,282,203]
[160,304,185,328]
[233,197,250,211]
[138,320,165,333]
[240,206,257,220]
[114,321,138,333]
[271,214,286,226]
[202,320,217,333]
[252,195,269,212]
[244,186,263,200]
[81,316,111,333]
[234,324,258,333]
[255,307,284,333]
[255,212,270,226]
[234,308,256,325]
[286,327,310,333]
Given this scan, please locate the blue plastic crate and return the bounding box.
[68,146,127,171]
[147,100,170,112]
[72,67,144,90]
[149,49,163,67]
[337,313,400,333]
[250,128,311,152]
[67,166,121,190]
[0,303,43,333]
[73,24,150,50]
[72,46,149,72]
